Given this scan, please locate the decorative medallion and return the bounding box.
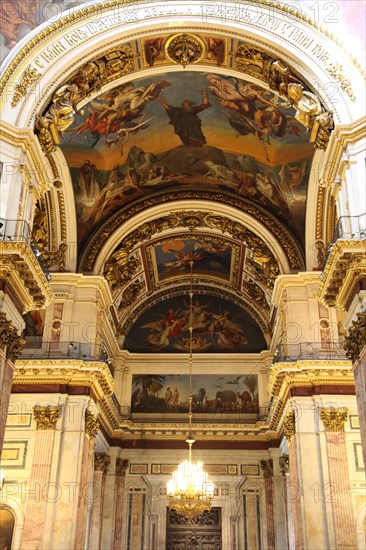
[165,34,205,67]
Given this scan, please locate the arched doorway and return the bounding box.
[0,507,15,550]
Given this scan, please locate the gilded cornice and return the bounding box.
[14,359,116,399]
[33,405,62,430]
[0,241,53,311]
[268,360,354,398]
[317,240,366,309]
[0,0,363,104]
[320,407,348,432]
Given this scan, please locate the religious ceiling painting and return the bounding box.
[60,71,314,251]
[123,294,267,353]
[131,374,259,420]
[146,236,238,286]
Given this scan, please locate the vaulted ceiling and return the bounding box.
[35,31,325,352]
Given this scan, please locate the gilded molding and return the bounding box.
[279,454,289,475]
[320,408,348,432]
[344,312,366,363]
[165,33,205,67]
[14,360,115,398]
[260,459,273,478]
[326,62,356,102]
[268,360,354,398]
[0,0,364,106]
[116,458,129,477]
[0,249,52,312]
[104,247,140,292]
[85,410,100,439]
[317,240,366,308]
[11,65,41,108]
[80,191,303,273]
[0,313,26,362]
[33,405,62,430]
[94,452,111,473]
[283,412,296,439]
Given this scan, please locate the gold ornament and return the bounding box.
[283,412,296,439]
[11,65,41,108]
[85,409,99,439]
[260,459,273,478]
[33,405,62,430]
[94,452,111,473]
[116,458,129,477]
[320,408,348,432]
[279,455,289,475]
[165,34,205,68]
[344,312,366,363]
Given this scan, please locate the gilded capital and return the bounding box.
[33,405,62,430]
[85,410,99,439]
[344,312,366,363]
[283,412,296,439]
[94,453,110,473]
[260,459,273,478]
[279,455,289,476]
[0,312,26,362]
[320,408,348,432]
[116,458,129,477]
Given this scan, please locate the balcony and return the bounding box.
[318,213,366,309]
[20,339,111,365]
[0,218,52,310]
[273,341,347,363]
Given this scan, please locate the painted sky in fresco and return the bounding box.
[60,71,313,250]
[124,294,267,353]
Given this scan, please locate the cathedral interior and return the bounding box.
[0,1,365,548]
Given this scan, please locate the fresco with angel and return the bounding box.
[123,294,267,353]
[61,71,313,248]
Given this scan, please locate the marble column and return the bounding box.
[112,458,129,549]
[320,408,358,550]
[279,454,293,550]
[21,406,62,549]
[0,314,25,452]
[260,459,275,550]
[344,312,366,468]
[88,452,110,550]
[74,410,99,550]
[283,412,304,549]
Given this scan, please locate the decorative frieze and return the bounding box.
[33,405,62,430]
[85,410,99,439]
[320,408,348,432]
[260,459,273,478]
[116,458,129,477]
[279,454,289,475]
[344,312,366,362]
[94,453,110,474]
[283,412,296,439]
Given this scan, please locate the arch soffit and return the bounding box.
[84,198,300,275]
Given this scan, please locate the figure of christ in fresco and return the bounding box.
[158,91,211,146]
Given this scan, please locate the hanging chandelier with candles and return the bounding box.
[167,257,214,522]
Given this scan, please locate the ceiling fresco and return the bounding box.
[59,71,314,251]
[123,293,267,353]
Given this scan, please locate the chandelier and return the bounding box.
[167,257,214,522]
